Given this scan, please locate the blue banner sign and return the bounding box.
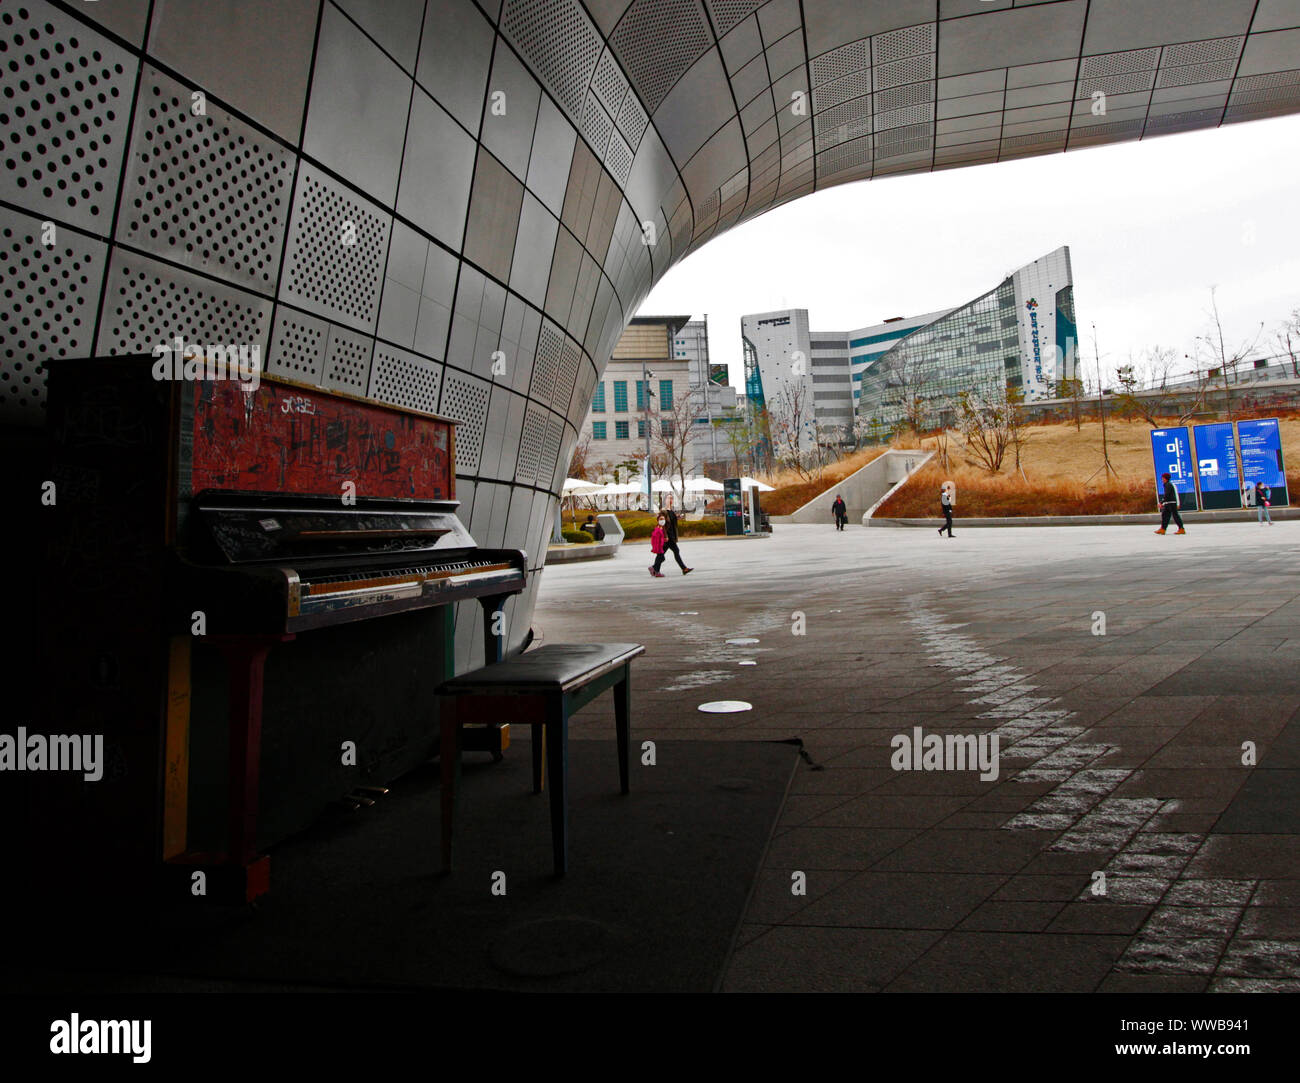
[1237,417,1289,507]
[1192,422,1242,510]
[1150,427,1197,511]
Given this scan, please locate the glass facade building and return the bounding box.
[857,246,1077,430]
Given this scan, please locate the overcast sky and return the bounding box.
[641,113,1300,388]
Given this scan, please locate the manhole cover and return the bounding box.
[698,700,752,713]
[726,637,759,645]
[489,917,615,978]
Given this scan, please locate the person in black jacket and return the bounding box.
[1155,473,1186,534]
[937,482,954,537]
[659,496,693,574]
[580,514,605,540]
[831,495,847,531]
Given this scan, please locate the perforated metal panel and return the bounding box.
[280,164,392,333]
[814,101,872,151]
[874,54,933,91]
[706,0,763,36]
[267,306,329,382]
[95,250,273,355]
[531,320,564,404]
[501,0,603,116]
[873,23,934,65]
[1080,49,1160,79]
[1002,129,1067,149]
[817,138,872,176]
[605,129,634,186]
[591,49,630,115]
[321,324,374,394]
[0,0,137,232]
[697,189,720,220]
[516,404,547,484]
[1068,118,1146,144]
[541,414,564,489]
[1145,107,1222,133]
[874,122,933,158]
[367,342,444,414]
[811,39,869,86]
[876,81,934,112]
[1157,60,1237,88]
[118,68,294,294]
[615,92,650,149]
[876,102,934,131]
[611,0,713,113]
[581,93,614,155]
[440,369,491,473]
[1080,69,1157,97]
[557,337,582,415]
[813,70,872,111]
[1236,70,1300,92]
[0,209,107,425]
[1165,37,1243,67]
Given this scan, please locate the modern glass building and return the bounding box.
[857,247,1077,430]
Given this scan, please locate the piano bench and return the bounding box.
[436,642,645,876]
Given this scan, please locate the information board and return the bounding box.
[1237,418,1289,507]
[723,478,744,535]
[1149,427,1197,511]
[1191,422,1242,510]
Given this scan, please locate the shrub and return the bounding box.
[560,528,595,543]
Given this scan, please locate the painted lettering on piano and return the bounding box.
[187,379,452,500]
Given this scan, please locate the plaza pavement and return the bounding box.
[534,520,1300,993]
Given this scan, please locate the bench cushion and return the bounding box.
[438,643,644,695]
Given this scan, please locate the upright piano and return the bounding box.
[36,356,527,902]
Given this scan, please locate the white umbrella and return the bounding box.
[740,476,775,492]
[684,477,724,492]
[650,479,677,493]
[562,477,601,492]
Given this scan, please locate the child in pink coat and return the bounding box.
[648,516,667,577]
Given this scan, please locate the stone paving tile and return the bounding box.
[742,867,859,925]
[1216,939,1300,978]
[722,927,940,992]
[784,870,1009,929]
[1048,902,1153,934]
[873,827,1054,874]
[885,932,1129,992]
[535,524,1300,991]
[1184,835,1300,879]
[957,900,1066,932]
[765,827,919,870]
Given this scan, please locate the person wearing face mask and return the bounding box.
[654,496,693,576]
[649,514,668,577]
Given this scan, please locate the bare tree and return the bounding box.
[652,387,708,496]
[1274,306,1300,378]
[1192,286,1265,424]
[566,431,594,479]
[955,386,1013,474]
[1051,375,1086,430]
[768,380,815,481]
[1112,346,1208,427]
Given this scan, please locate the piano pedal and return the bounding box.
[355,785,389,796]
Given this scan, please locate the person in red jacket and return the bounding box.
[648,516,667,577]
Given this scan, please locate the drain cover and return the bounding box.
[489,917,615,978]
[726,637,759,645]
[698,700,752,713]
[738,660,757,666]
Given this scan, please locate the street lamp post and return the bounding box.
[642,360,655,512]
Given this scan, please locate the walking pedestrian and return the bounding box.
[1155,472,1186,534]
[831,494,848,531]
[937,481,954,537]
[656,496,693,575]
[1256,482,1273,525]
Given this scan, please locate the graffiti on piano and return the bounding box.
[188,380,452,500]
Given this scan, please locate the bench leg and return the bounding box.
[614,670,630,795]
[531,723,544,794]
[440,709,461,873]
[545,699,568,876]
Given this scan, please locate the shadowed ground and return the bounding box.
[536,520,1300,993]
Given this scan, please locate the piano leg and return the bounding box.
[479,594,509,664]
[212,633,294,896]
